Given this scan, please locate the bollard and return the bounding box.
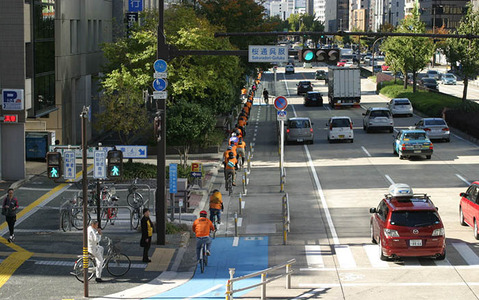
[261,273,267,300]
[238,193,242,216]
[247,154,251,174]
[244,170,249,185]
[286,264,292,289]
[226,268,236,300]
[242,175,247,195]
[234,212,238,237]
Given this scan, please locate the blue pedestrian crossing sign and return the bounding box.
[153,78,168,91]
[169,163,178,194]
[154,59,167,73]
[63,150,76,180]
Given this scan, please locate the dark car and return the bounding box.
[315,70,328,81]
[419,78,439,90]
[304,91,323,106]
[296,81,313,95]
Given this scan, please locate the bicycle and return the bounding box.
[226,173,233,196]
[198,240,208,273]
[127,178,144,208]
[72,236,131,282]
[130,205,142,230]
[211,213,219,239]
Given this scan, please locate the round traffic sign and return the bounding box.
[153,78,168,91]
[154,59,167,73]
[274,96,288,111]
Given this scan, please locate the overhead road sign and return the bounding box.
[274,96,288,111]
[116,145,147,159]
[248,45,288,63]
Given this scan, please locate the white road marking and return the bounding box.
[363,245,389,268]
[453,134,479,148]
[292,104,297,117]
[453,242,479,265]
[232,236,239,247]
[299,282,479,288]
[282,73,291,96]
[182,284,223,300]
[456,174,471,186]
[304,145,340,245]
[384,174,395,185]
[305,245,325,268]
[334,245,356,268]
[361,146,372,157]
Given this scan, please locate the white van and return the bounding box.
[327,116,354,143]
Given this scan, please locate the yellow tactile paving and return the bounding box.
[145,248,175,272]
[0,244,33,287]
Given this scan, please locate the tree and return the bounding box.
[444,4,479,102]
[381,4,434,91]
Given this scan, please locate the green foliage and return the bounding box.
[123,162,157,180]
[166,222,186,234]
[381,4,434,91]
[379,81,479,116]
[444,4,479,101]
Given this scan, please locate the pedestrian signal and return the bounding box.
[46,152,62,179]
[107,150,123,178]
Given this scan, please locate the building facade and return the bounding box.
[324,0,349,31]
[313,0,326,23]
[405,0,468,30]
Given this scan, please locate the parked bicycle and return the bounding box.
[72,236,131,282]
[127,178,144,208]
[130,206,142,230]
[99,189,119,230]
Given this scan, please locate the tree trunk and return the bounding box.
[403,72,408,89]
[412,71,417,93]
[463,77,469,102]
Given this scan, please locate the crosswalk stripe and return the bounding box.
[334,245,356,269]
[305,245,324,268]
[453,242,479,265]
[363,245,389,268]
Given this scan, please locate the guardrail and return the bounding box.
[225,258,296,300]
[282,193,290,245]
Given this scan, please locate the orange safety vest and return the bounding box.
[225,157,238,170]
[238,118,246,127]
[237,139,246,149]
[192,217,215,237]
[209,192,223,210]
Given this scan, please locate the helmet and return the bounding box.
[227,145,232,150]
[228,152,235,158]
[200,210,207,216]
[212,189,219,194]
[231,132,237,137]
[235,129,241,135]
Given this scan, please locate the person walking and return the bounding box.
[140,208,153,263]
[2,188,19,243]
[88,220,104,283]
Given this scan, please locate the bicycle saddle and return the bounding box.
[111,196,119,202]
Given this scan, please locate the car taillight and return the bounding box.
[432,228,445,236]
[286,129,290,133]
[384,228,399,238]
[424,128,431,131]
[401,144,406,151]
[443,127,449,131]
[310,128,313,133]
[429,144,433,150]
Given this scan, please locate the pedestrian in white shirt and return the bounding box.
[88,220,104,282]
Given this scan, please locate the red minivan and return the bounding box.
[459,181,479,239]
[370,184,446,261]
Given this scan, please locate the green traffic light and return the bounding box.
[111,166,120,176]
[303,51,314,61]
[50,167,59,178]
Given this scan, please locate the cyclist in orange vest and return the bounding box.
[209,190,223,224]
[236,137,246,166]
[224,151,238,187]
[192,210,215,260]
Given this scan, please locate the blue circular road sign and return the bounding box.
[153,78,168,91]
[274,96,288,110]
[154,59,167,73]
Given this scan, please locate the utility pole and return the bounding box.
[80,106,89,296]
[156,0,167,245]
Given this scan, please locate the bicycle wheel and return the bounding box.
[61,210,70,232]
[107,253,131,277]
[127,192,144,208]
[227,174,233,196]
[72,257,96,282]
[131,210,141,230]
[72,210,91,230]
[203,244,208,266]
[100,209,109,229]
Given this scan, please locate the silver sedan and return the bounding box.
[415,118,450,142]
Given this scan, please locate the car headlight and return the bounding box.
[432,228,445,236]
[384,228,399,237]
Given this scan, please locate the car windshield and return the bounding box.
[428,71,438,75]
[307,93,321,99]
[390,211,441,227]
[424,119,446,126]
[404,132,426,140]
[289,120,310,128]
[423,79,436,83]
[331,119,350,127]
[299,81,310,85]
[370,110,390,117]
[394,100,410,105]
[444,74,455,79]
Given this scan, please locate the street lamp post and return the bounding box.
[371,37,386,74]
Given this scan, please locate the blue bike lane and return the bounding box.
[149,236,268,299]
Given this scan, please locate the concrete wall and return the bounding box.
[0,0,26,180]
[55,0,112,144]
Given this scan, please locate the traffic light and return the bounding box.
[107,150,123,178]
[298,48,340,65]
[154,114,162,142]
[46,152,62,179]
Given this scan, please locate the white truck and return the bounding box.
[327,66,361,108]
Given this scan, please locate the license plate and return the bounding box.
[414,150,421,153]
[297,139,303,142]
[339,135,345,138]
[410,239,422,247]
